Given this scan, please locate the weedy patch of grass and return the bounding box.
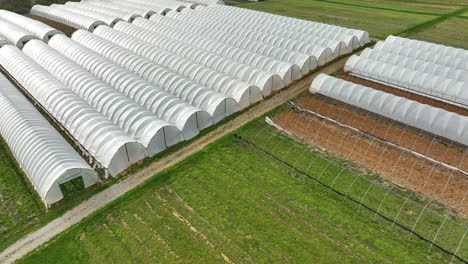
[17,120,467,264]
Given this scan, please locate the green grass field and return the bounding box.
[412,16,468,48]
[17,120,467,264]
[0,137,44,249]
[236,0,468,46]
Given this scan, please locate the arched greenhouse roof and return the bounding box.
[0,71,98,205]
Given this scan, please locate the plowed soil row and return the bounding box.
[337,73,468,116]
[274,96,467,216]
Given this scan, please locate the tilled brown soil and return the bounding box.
[27,15,77,37]
[337,73,468,116]
[274,96,467,216]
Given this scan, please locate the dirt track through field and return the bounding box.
[0,51,349,264]
[274,96,468,216]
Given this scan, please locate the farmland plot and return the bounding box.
[17,122,467,263]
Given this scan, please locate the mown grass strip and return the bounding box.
[397,6,468,37]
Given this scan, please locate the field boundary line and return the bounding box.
[397,6,468,37]
[0,49,353,264]
[315,0,443,16]
[234,133,467,264]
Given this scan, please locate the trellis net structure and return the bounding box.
[236,105,467,262]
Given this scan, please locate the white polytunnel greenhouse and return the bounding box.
[50,4,123,27]
[0,10,63,43]
[310,74,468,146]
[0,35,9,47]
[384,35,468,62]
[165,11,335,64]
[47,34,209,140]
[359,48,468,83]
[0,72,99,206]
[196,5,369,47]
[71,30,240,123]
[0,18,37,49]
[31,5,106,32]
[0,45,146,177]
[176,8,350,57]
[82,0,171,16]
[78,1,157,18]
[150,14,315,73]
[180,0,224,6]
[122,18,290,88]
[105,0,189,12]
[22,39,183,156]
[65,2,140,22]
[373,36,468,72]
[91,25,262,107]
[344,54,468,108]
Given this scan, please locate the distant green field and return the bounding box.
[236,0,468,41]
[236,0,437,39]
[0,137,44,248]
[411,16,468,49]
[17,120,467,264]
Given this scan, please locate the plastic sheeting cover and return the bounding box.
[0,18,36,49]
[0,71,98,205]
[310,74,468,146]
[0,45,146,176]
[128,18,290,86]
[71,29,239,123]
[92,25,262,108]
[0,10,63,43]
[344,54,468,107]
[23,38,182,156]
[51,30,211,140]
[31,5,106,32]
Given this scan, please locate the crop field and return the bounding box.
[0,137,44,250]
[236,0,468,42]
[17,121,467,264]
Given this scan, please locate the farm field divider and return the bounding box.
[236,117,467,263]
